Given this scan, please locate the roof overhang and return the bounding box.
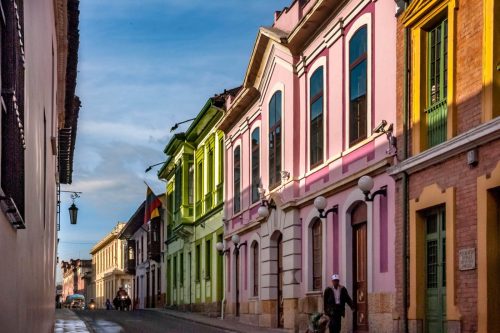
[55,0,81,184]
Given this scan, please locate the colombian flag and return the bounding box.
[144,186,162,224]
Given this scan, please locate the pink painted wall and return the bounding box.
[0,1,70,332]
[222,0,396,307]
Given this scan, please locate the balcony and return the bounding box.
[425,98,447,148]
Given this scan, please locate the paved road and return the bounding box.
[75,310,230,333]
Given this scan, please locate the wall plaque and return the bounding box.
[459,248,476,271]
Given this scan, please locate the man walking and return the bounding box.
[323,274,355,333]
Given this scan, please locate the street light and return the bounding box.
[61,191,82,225]
[170,117,196,132]
[357,175,387,202]
[217,234,246,317]
[313,195,338,218]
[145,161,169,173]
[258,199,276,218]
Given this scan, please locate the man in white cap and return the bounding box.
[323,274,354,333]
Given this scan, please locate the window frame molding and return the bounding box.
[250,123,261,204]
[248,236,261,298]
[344,13,372,150]
[307,57,327,171]
[305,212,327,292]
[266,83,285,191]
[402,0,457,154]
[232,143,242,214]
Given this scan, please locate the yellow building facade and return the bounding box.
[90,222,134,308]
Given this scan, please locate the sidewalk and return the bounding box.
[147,308,289,333]
[54,309,93,333]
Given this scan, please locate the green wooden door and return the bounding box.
[425,207,446,333]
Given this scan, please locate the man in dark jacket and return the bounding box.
[323,274,355,333]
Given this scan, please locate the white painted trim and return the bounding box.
[344,13,372,150]
[296,0,372,77]
[389,117,500,176]
[248,235,261,298]
[306,57,328,171]
[340,189,373,295]
[249,122,262,205]
[265,83,286,190]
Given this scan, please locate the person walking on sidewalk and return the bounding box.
[323,274,355,333]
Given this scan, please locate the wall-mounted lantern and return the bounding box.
[357,175,387,202]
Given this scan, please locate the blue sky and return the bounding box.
[58,0,291,277]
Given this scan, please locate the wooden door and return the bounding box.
[352,202,368,332]
[425,207,446,333]
[151,267,156,308]
[277,234,284,328]
[236,248,240,317]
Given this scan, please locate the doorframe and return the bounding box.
[477,162,500,331]
[341,191,374,296]
[409,184,460,322]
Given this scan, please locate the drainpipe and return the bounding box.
[402,23,410,333]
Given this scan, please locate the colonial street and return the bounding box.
[58,309,287,333]
[68,310,230,333]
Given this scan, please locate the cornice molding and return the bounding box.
[389,118,500,176]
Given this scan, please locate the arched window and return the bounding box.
[252,242,259,296]
[310,67,324,168]
[311,219,322,291]
[251,128,260,203]
[349,25,368,146]
[269,91,282,189]
[233,146,241,213]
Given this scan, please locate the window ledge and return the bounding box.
[389,117,500,176]
[305,290,323,296]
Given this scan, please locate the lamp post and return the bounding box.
[357,175,387,202]
[216,234,246,317]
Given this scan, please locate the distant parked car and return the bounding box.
[63,294,86,310]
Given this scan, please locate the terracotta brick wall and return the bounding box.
[394,0,495,331]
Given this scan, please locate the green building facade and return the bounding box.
[159,94,228,315]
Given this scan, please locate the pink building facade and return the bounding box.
[218,0,397,331]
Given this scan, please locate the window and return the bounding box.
[180,252,184,287]
[207,148,214,193]
[197,161,203,202]
[188,163,194,205]
[173,256,177,288]
[196,244,201,282]
[310,67,324,167]
[252,242,259,296]
[174,163,182,212]
[269,91,282,188]
[233,146,241,213]
[426,18,448,147]
[311,219,322,291]
[218,137,224,184]
[349,26,368,147]
[205,239,211,279]
[1,0,26,220]
[251,128,260,203]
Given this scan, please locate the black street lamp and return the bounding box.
[61,191,81,225]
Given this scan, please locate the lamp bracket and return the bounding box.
[364,186,387,202]
[318,204,338,219]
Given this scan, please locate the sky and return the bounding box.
[58,0,291,277]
